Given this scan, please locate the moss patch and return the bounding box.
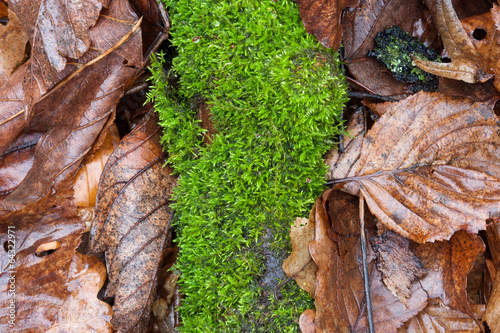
[148,0,348,331]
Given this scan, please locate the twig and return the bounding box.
[348,91,397,102]
[360,193,375,333]
[273,276,292,301]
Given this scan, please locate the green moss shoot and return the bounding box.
[148,0,348,331]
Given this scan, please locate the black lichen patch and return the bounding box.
[368,26,440,93]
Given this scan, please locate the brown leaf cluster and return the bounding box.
[0,0,173,332]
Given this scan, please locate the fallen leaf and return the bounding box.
[330,92,500,243]
[0,131,41,199]
[398,302,485,333]
[74,123,120,209]
[487,216,500,266]
[0,9,28,86]
[325,107,365,180]
[485,267,500,332]
[414,0,500,91]
[438,77,500,106]
[372,230,427,304]
[0,0,143,211]
[89,108,176,332]
[341,0,439,99]
[282,216,317,296]
[9,0,108,102]
[296,0,360,49]
[305,191,428,332]
[414,231,485,318]
[0,252,113,332]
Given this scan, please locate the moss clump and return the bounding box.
[148,0,348,331]
[368,26,440,92]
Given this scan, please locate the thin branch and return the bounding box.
[348,91,397,102]
[360,193,375,333]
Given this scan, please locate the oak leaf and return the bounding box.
[330,92,500,243]
[89,108,176,332]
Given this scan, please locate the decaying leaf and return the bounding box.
[9,0,107,102]
[297,0,360,50]
[304,190,428,332]
[398,302,485,333]
[0,9,28,86]
[0,0,143,211]
[414,0,500,91]
[414,231,485,318]
[89,108,176,332]
[0,184,111,331]
[372,230,427,304]
[485,267,500,332]
[0,131,41,200]
[282,216,317,296]
[330,92,500,243]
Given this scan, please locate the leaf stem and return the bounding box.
[360,193,375,333]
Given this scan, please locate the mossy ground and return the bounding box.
[148,0,348,331]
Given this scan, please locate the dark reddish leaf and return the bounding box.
[0,131,41,200]
[89,108,176,332]
[297,0,360,50]
[439,77,500,105]
[487,217,500,266]
[330,92,500,243]
[0,0,143,212]
[414,231,485,317]
[305,191,428,332]
[129,0,170,60]
[485,265,500,333]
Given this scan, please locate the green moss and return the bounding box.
[148,0,348,331]
[367,26,440,92]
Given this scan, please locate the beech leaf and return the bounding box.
[330,92,500,243]
[89,107,176,332]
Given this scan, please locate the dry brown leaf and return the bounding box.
[74,123,120,208]
[414,0,500,91]
[326,107,365,181]
[9,0,107,102]
[398,302,485,333]
[414,231,485,318]
[305,191,428,332]
[330,92,500,243]
[485,267,500,332]
[89,108,176,332]
[0,0,142,212]
[0,9,28,86]
[282,216,317,296]
[372,230,426,304]
[296,0,360,50]
[0,184,112,331]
